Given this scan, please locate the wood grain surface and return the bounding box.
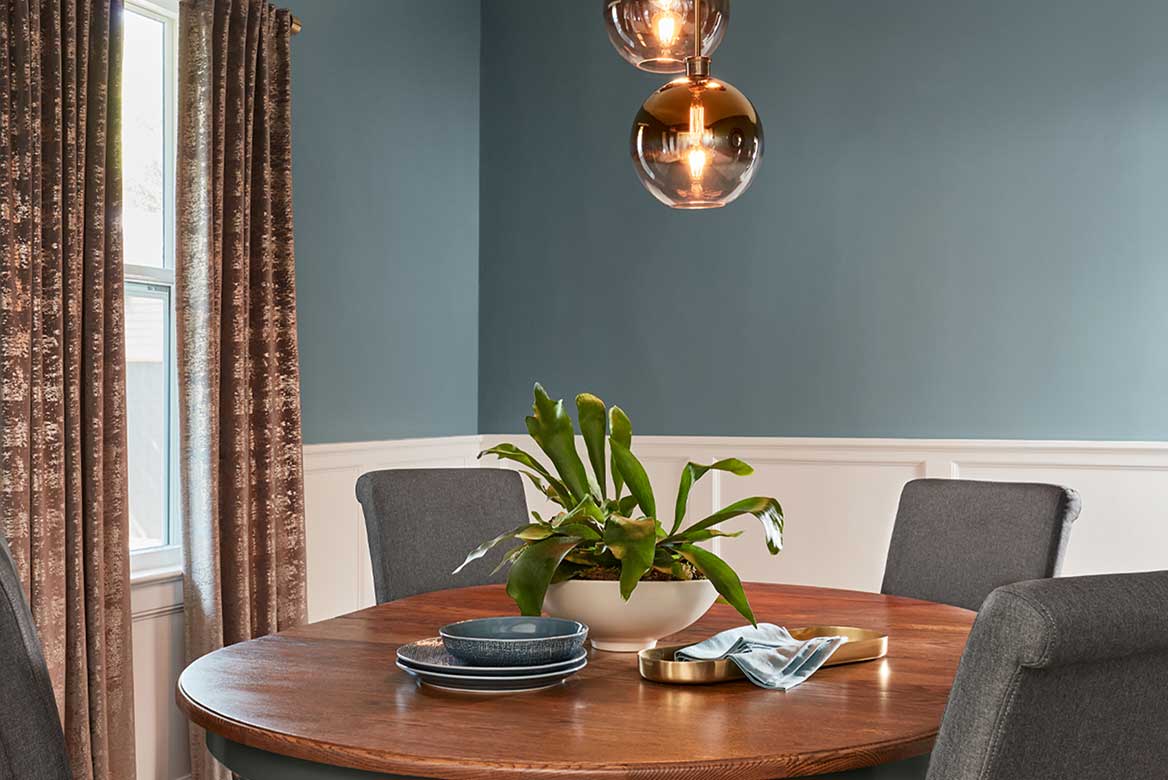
[177,583,974,779]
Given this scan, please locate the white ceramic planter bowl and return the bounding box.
[542,579,718,652]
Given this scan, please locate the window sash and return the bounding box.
[124,281,181,570]
[125,0,181,575]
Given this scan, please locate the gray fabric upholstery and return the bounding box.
[927,571,1168,780]
[881,479,1080,611]
[355,469,529,604]
[0,533,72,780]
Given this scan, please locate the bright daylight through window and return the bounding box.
[123,1,179,572]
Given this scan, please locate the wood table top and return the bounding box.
[177,583,975,779]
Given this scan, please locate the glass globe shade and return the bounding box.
[630,70,763,209]
[603,0,730,74]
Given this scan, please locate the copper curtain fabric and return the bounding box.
[0,1,136,779]
[176,1,306,777]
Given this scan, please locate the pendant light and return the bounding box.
[603,0,730,74]
[628,0,762,209]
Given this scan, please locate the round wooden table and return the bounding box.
[177,583,974,779]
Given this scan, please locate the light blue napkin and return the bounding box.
[675,624,845,691]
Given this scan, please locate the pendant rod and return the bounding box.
[693,0,699,58]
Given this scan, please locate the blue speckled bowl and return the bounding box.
[440,616,588,666]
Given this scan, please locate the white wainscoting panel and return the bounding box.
[478,435,1168,593]
[952,448,1168,578]
[302,436,481,621]
[130,571,190,780]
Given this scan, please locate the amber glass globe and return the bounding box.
[603,0,729,74]
[631,68,763,209]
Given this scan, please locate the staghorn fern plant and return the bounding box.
[455,383,784,626]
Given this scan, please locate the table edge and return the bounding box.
[177,663,941,779]
[176,584,974,778]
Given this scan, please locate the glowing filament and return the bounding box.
[687,147,708,179]
[654,13,680,45]
[686,100,708,181]
[689,102,705,138]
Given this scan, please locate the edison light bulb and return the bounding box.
[685,100,708,184]
[653,12,679,45]
[650,0,681,46]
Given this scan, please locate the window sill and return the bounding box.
[130,542,182,579]
[131,564,183,587]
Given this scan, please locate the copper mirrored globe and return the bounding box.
[630,73,763,209]
[603,0,730,74]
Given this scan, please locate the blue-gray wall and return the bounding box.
[478,0,1168,438]
[293,0,480,443]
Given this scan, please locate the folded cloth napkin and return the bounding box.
[675,624,845,691]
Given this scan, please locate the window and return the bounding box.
[123,0,179,574]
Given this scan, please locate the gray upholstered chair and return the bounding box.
[927,570,1168,779]
[881,478,1080,611]
[0,533,72,779]
[355,468,529,604]
[824,571,1168,780]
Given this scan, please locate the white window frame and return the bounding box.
[125,0,182,577]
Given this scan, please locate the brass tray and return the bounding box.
[638,626,888,685]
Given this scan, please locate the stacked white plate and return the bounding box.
[396,637,587,693]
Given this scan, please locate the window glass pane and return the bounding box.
[125,286,171,551]
[122,10,166,268]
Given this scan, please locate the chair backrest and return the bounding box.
[0,533,72,779]
[881,478,1080,611]
[355,468,529,604]
[927,571,1168,780]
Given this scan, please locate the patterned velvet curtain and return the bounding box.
[0,2,136,779]
[176,1,307,777]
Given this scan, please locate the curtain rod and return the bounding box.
[291,14,302,34]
